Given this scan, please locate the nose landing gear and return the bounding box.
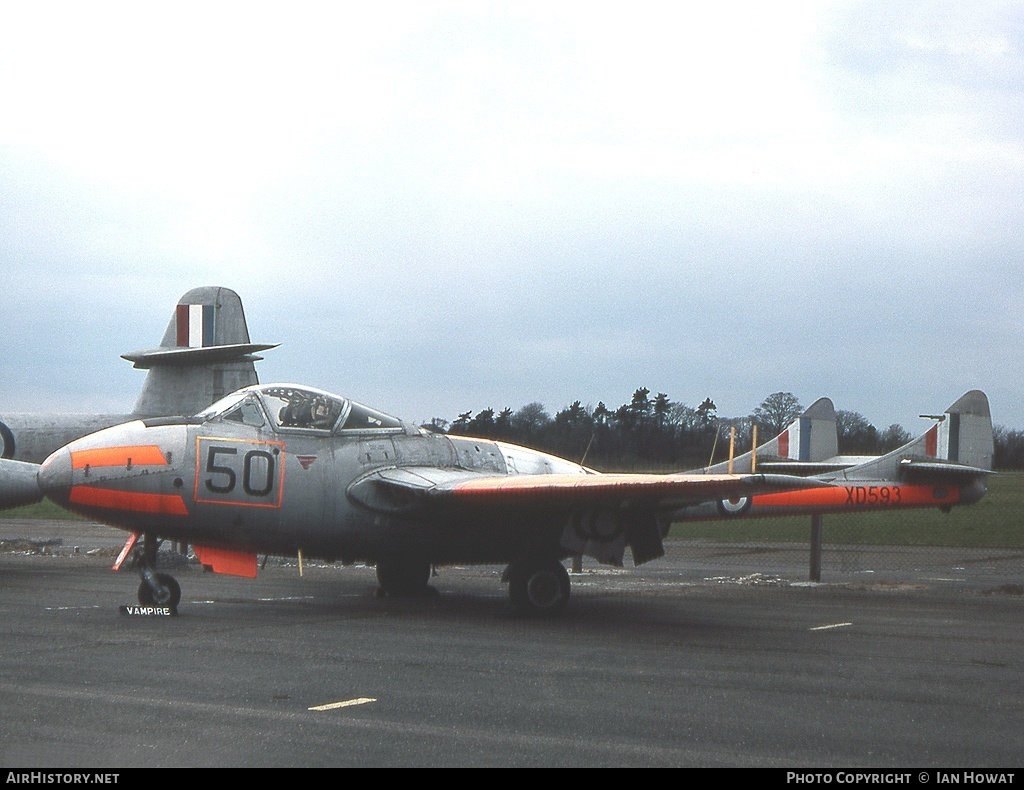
[138,568,181,610]
[119,532,182,611]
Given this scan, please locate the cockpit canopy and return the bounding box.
[194,384,404,434]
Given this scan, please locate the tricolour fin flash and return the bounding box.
[123,286,278,418]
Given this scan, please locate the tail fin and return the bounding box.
[122,286,277,417]
[930,389,994,471]
[699,397,838,474]
[839,390,993,483]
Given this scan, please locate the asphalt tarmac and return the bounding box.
[1,519,1022,769]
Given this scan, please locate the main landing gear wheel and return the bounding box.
[507,558,570,617]
[375,557,433,597]
[137,572,181,609]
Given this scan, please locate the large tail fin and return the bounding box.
[122,286,277,418]
[698,397,839,475]
[837,390,993,483]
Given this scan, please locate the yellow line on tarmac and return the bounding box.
[308,697,377,711]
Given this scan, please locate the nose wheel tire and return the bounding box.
[138,573,181,609]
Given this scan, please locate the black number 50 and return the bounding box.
[205,446,276,497]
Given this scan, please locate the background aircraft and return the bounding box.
[8,382,829,615]
[0,286,275,508]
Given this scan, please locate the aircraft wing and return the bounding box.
[428,470,826,504]
[348,466,831,566]
[350,466,829,508]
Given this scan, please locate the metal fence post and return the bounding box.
[810,513,822,582]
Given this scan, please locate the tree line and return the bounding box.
[423,389,938,472]
[992,427,1024,469]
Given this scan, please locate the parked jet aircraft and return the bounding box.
[6,382,834,615]
[0,286,274,509]
[0,383,991,616]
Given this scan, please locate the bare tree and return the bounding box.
[752,392,802,437]
[880,423,912,453]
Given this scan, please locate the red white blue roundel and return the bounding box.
[716,496,751,517]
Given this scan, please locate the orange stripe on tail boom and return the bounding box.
[753,483,960,509]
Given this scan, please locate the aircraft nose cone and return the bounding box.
[38,446,73,506]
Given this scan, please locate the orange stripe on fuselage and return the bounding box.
[71,445,168,469]
[752,483,960,509]
[69,486,188,515]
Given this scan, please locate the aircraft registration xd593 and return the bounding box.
[2,383,992,616]
[0,285,275,510]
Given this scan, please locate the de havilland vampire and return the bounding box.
[2,379,993,616]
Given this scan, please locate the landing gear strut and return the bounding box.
[505,557,570,616]
[134,533,182,610]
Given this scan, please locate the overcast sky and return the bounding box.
[2,1,1022,435]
